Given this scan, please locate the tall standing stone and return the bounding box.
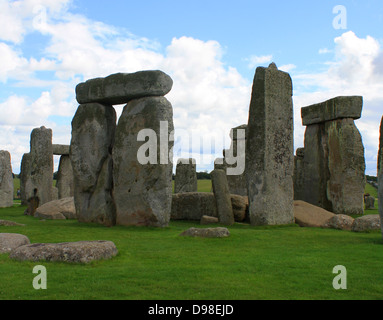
[113,96,174,227]
[20,153,31,206]
[56,155,74,199]
[174,158,197,193]
[28,126,54,209]
[0,151,14,208]
[70,103,116,226]
[211,169,234,225]
[245,63,294,226]
[378,116,383,240]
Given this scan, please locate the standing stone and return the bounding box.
[27,126,54,213]
[70,103,116,227]
[20,153,32,206]
[379,116,383,240]
[0,151,14,208]
[364,194,375,210]
[113,96,174,227]
[56,155,74,199]
[174,158,197,193]
[211,169,234,226]
[245,63,294,226]
[293,148,305,200]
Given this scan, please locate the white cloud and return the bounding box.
[246,54,273,69]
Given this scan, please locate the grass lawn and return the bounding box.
[1,180,381,300]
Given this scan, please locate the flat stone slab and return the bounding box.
[75,70,173,105]
[200,215,219,225]
[34,197,76,220]
[9,240,118,263]
[179,227,230,238]
[0,220,25,227]
[301,96,363,126]
[52,144,70,155]
[322,214,355,230]
[0,233,30,254]
[351,215,381,232]
[294,200,335,227]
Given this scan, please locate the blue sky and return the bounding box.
[0,0,383,176]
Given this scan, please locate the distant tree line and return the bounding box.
[366,175,377,182]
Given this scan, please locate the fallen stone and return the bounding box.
[34,197,76,220]
[322,214,354,230]
[351,215,381,232]
[0,233,30,254]
[76,70,173,105]
[9,240,118,263]
[294,200,335,227]
[0,220,25,227]
[179,227,230,238]
[301,96,363,126]
[200,215,219,225]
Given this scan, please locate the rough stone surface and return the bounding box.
[0,220,25,227]
[351,215,381,232]
[174,158,197,193]
[200,215,219,225]
[0,150,14,208]
[113,96,174,227]
[245,63,294,226]
[322,214,355,230]
[294,200,335,228]
[364,195,375,210]
[293,148,305,200]
[171,192,248,222]
[326,118,365,215]
[76,70,173,105]
[70,103,116,227]
[56,155,74,199]
[379,116,383,240]
[9,240,118,263]
[0,233,30,254]
[26,126,54,212]
[211,169,234,226]
[179,227,230,238]
[301,96,363,126]
[52,144,70,155]
[34,197,76,220]
[20,153,32,205]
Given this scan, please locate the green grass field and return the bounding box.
[1,180,381,300]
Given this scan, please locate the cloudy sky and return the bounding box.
[0,0,382,175]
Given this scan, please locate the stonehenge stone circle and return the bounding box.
[379,116,383,239]
[113,96,174,227]
[0,150,14,208]
[174,158,197,193]
[245,62,294,226]
[75,70,173,105]
[211,169,234,226]
[56,155,74,199]
[70,103,116,227]
[296,96,365,215]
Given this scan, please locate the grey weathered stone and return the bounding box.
[301,96,363,126]
[174,158,197,193]
[34,197,76,220]
[231,194,248,222]
[56,155,74,199]
[52,144,70,155]
[211,169,234,226]
[0,151,14,208]
[20,153,31,205]
[179,227,230,238]
[70,103,116,227]
[322,214,354,230]
[0,233,30,254]
[200,215,219,225]
[364,195,375,210]
[379,116,383,240]
[245,63,294,226]
[326,118,365,215]
[0,220,25,227]
[76,70,173,105]
[351,215,381,232]
[26,126,54,213]
[113,96,174,227]
[9,240,118,263]
[293,148,305,200]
